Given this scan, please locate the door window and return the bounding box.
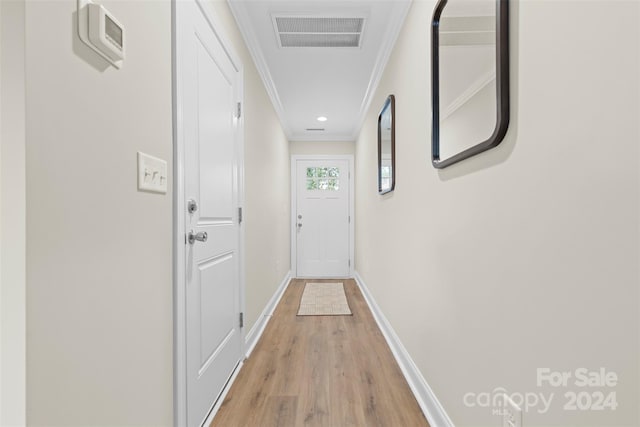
[306,167,340,191]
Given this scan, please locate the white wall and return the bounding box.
[290,140,355,156]
[354,1,639,426]
[0,1,27,425]
[22,0,289,424]
[25,1,174,425]
[209,0,291,336]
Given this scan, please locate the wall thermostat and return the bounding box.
[78,0,125,68]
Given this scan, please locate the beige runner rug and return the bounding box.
[297,282,352,316]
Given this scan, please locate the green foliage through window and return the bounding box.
[306,167,340,191]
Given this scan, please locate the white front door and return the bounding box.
[295,159,351,277]
[176,1,243,426]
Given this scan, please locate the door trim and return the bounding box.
[290,154,355,279]
[0,1,27,423]
[173,1,245,425]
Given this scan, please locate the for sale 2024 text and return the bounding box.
[537,368,618,411]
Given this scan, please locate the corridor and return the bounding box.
[211,279,428,427]
[2,0,638,426]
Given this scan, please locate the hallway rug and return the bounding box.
[297,282,352,316]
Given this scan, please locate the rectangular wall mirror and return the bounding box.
[378,95,395,194]
[431,0,509,168]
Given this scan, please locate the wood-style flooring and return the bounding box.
[210,279,429,427]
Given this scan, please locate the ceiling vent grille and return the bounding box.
[273,16,365,48]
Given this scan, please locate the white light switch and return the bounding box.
[137,152,168,194]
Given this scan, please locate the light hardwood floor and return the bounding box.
[211,278,429,427]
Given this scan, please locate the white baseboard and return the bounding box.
[354,272,454,427]
[244,270,292,358]
[202,358,244,427]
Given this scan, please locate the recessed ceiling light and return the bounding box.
[317,116,328,122]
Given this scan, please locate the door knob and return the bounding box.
[188,230,208,244]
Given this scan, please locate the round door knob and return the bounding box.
[188,230,208,244]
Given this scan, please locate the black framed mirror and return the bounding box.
[378,95,395,194]
[431,0,509,168]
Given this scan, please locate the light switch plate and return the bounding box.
[503,394,523,427]
[137,152,168,194]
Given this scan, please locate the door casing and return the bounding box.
[290,154,354,279]
[172,0,245,425]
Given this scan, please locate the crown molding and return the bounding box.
[442,69,495,121]
[351,0,412,141]
[228,0,412,142]
[227,0,293,138]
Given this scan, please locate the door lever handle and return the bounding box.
[188,230,208,244]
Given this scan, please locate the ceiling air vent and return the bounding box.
[273,16,365,48]
[306,128,325,131]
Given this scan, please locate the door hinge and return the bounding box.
[238,207,243,224]
[237,102,242,119]
[348,215,351,223]
[239,312,244,328]
[348,259,351,267]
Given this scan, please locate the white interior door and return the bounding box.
[295,159,351,277]
[177,1,243,426]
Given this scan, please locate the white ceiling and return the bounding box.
[228,0,412,142]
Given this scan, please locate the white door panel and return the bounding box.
[177,1,243,425]
[196,40,235,221]
[296,159,350,277]
[195,253,236,369]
